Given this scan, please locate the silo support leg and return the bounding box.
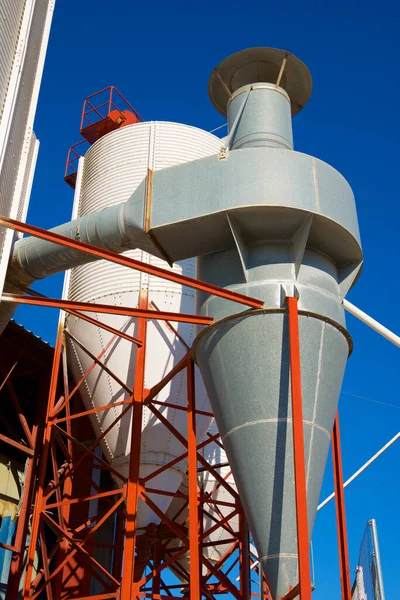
[286,297,312,600]
[187,357,201,600]
[121,293,148,600]
[239,513,250,600]
[332,414,351,600]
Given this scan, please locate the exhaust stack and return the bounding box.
[192,48,362,598]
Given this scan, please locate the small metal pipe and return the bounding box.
[369,519,386,600]
[344,300,400,347]
[317,431,400,511]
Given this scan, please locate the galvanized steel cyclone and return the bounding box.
[208,47,312,116]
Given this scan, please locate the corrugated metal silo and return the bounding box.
[65,122,222,528]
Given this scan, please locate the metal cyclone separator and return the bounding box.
[1,45,363,599]
[192,47,363,598]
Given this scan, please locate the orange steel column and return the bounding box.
[112,509,124,581]
[121,291,148,600]
[187,357,201,600]
[286,297,312,600]
[239,511,250,600]
[22,327,64,598]
[6,421,39,600]
[332,412,351,600]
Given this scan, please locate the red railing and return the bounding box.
[80,86,143,133]
[64,139,90,188]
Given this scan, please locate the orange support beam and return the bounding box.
[187,358,201,600]
[332,412,352,600]
[121,291,148,600]
[287,296,312,600]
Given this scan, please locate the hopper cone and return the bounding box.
[193,310,349,599]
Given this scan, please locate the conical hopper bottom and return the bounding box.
[193,311,349,599]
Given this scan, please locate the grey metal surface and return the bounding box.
[148,148,361,264]
[193,311,348,599]
[10,200,151,280]
[227,84,293,150]
[208,47,312,116]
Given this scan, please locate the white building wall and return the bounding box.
[0,0,55,296]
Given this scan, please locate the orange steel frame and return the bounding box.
[0,216,352,600]
[64,139,90,184]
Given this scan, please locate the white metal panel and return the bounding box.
[66,122,220,528]
[16,130,39,225]
[0,0,55,296]
[1,128,40,276]
[0,0,25,120]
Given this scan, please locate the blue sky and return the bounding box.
[15,0,400,597]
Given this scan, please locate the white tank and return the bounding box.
[165,420,239,578]
[65,122,221,529]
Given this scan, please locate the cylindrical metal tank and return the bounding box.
[165,420,239,579]
[65,122,221,529]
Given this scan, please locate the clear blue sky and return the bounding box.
[15,0,400,597]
